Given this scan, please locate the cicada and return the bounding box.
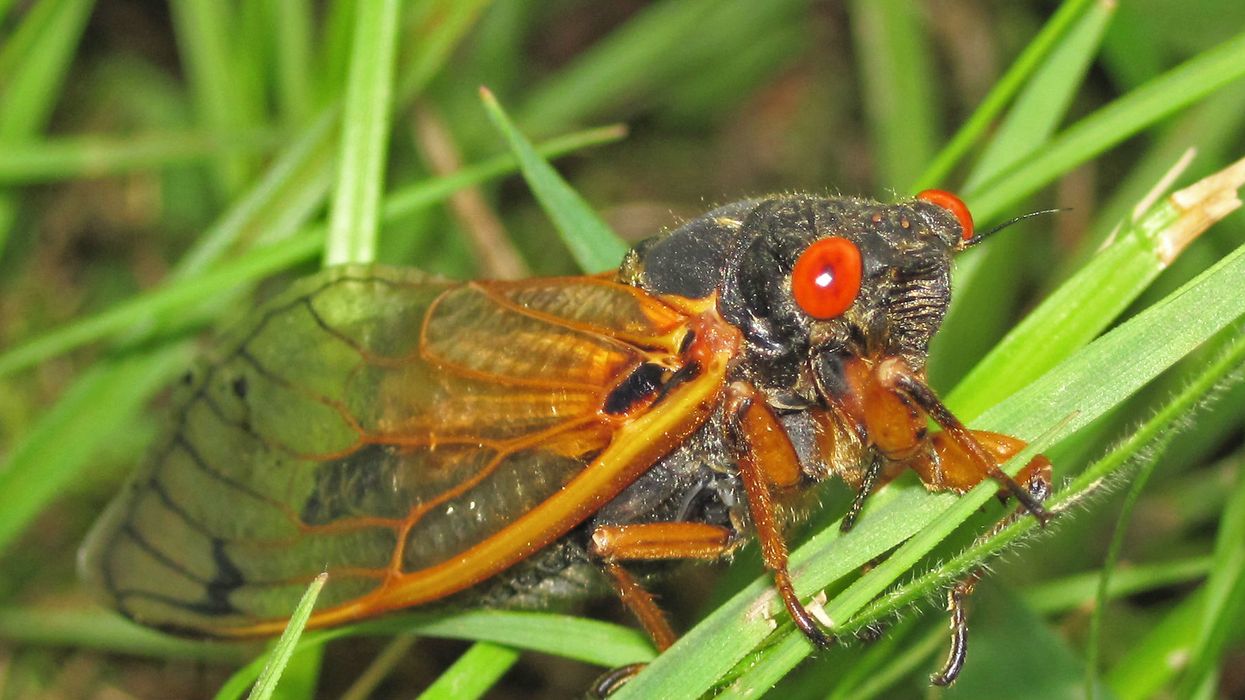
[81,190,1052,689]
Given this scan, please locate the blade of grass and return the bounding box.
[1022,555,1214,614]
[848,0,938,191]
[417,642,520,700]
[324,0,401,266]
[338,636,417,700]
[0,124,623,379]
[963,0,1115,191]
[969,28,1245,223]
[1106,588,1206,699]
[0,0,93,139]
[929,0,1115,386]
[912,0,1098,191]
[214,610,655,700]
[514,0,717,134]
[396,0,493,104]
[245,573,326,700]
[0,0,94,256]
[0,131,276,184]
[480,88,628,271]
[948,156,1245,420]
[170,0,260,197]
[1174,462,1245,696]
[270,0,315,124]
[0,348,192,556]
[820,617,924,700]
[1086,412,1181,695]
[0,607,252,663]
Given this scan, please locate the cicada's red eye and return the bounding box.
[791,237,862,320]
[917,189,975,241]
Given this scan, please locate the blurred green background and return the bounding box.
[2,0,1245,698]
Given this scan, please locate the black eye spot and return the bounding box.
[232,376,248,399]
[181,371,194,385]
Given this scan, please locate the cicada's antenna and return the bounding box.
[957,208,1065,251]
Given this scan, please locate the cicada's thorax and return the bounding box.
[616,194,964,519]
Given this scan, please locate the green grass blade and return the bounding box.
[214,610,654,698]
[417,642,520,700]
[0,131,275,184]
[948,158,1245,419]
[929,1,1115,386]
[175,107,338,276]
[0,0,93,140]
[324,0,401,266]
[1086,411,1182,693]
[270,0,315,123]
[970,28,1245,223]
[244,573,326,700]
[0,607,251,663]
[0,235,321,379]
[1107,589,1206,699]
[848,0,938,191]
[480,88,628,272]
[169,0,259,197]
[912,0,1097,191]
[1023,556,1213,614]
[0,0,94,255]
[963,0,1115,190]
[396,0,492,103]
[0,349,191,554]
[1175,464,1245,696]
[514,0,717,134]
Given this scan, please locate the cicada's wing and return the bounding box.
[80,265,726,635]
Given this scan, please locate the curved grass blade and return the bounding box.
[480,87,629,272]
[213,610,655,700]
[970,28,1245,223]
[912,0,1098,191]
[0,0,94,255]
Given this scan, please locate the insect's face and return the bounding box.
[718,192,971,397]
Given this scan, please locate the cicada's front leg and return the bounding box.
[868,356,1055,686]
[875,357,1053,523]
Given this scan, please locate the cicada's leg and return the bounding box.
[840,454,884,533]
[726,382,834,650]
[928,452,1053,686]
[587,522,737,696]
[910,430,1053,500]
[877,358,1054,525]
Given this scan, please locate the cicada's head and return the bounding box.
[714,191,976,402]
